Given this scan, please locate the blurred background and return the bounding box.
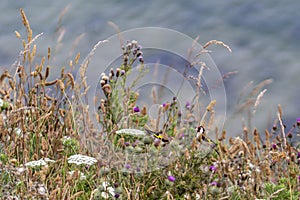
[0,0,299,137]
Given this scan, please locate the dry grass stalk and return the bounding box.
[251,79,272,96]
[15,30,21,38]
[20,8,32,42]
[277,110,286,148]
[201,40,232,53]
[155,105,163,131]
[108,21,123,48]
[253,89,267,114]
[206,99,216,112]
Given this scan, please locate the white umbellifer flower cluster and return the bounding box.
[116,129,146,136]
[67,154,97,166]
[25,158,55,167]
[0,99,3,107]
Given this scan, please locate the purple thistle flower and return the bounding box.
[179,132,185,139]
[272,143,277,149]
[120,70,125,76]
[297,152,300,159]
[209,165,217,172]
[297,118,300,123]
[124,142,130,146]
[124,163,131,169]
[132,140,139,148]
[137,45,142,50]
[211,181,217,186]
[167,175,175,182]
[185,101,191,109]
[138,56,144,62]
[162,103,166,107]
[133,106,140,113]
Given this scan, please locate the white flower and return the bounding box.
[256,168,261,173]
[16,167,26,175]
[0,99,3,107]
[102,181,109,188]
[102,181,115,196]
[68,170,86,181]
[15,128,22,137]
[116,129,146,136]
[101,192,109,199]
[67,154,97,166]
[25,158,55,167]
[37,185,47,195]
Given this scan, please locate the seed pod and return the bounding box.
[66,73,75,88]
[116,68,121,77]
[47,47,51,60]
[206,100,216,112]
[57,80,65,91]
[45,79,58,86]
[102,84,111,95]
[45,66,50,79]
[15,31,21,39]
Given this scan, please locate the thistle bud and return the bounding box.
[116,68,121,77]
[102,84,111,95]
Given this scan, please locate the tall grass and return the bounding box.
[0,8,299,200]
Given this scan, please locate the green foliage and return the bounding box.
[263,178,299,200]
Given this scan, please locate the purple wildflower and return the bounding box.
[124,141,130,146]
[179,132,185,139]
[209,165,217,172]
[133,106,140,113]
[272,143,277,149]
[167,175,175,182]
[211,181,217,186]
[138,56,144,62]
[137,45,142,50]
[114,193,120,198]
[120,70,125,76]
[132,140,139,147]
[185,101,191,109]
[124,163,131,169]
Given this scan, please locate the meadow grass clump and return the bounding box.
[0,8,299,200]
